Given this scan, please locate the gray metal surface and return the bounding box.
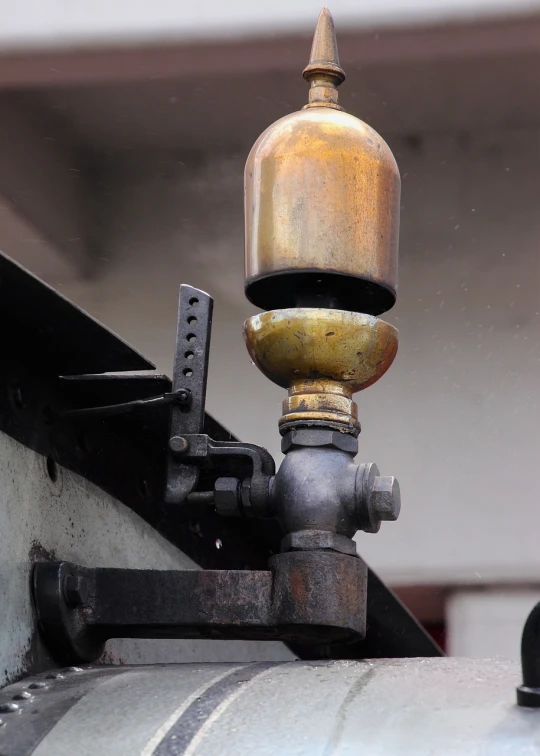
[0,658,538,755]
[0,429,292,687]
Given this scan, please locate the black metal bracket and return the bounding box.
[166,285,214,504]
[33,555,367,664]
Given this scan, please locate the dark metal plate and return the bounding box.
[0,250,154,374]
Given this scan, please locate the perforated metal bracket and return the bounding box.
[165,285,214,504]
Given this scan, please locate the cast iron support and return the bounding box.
[33,557,367,665]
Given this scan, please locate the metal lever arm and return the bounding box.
[165,285,213,504]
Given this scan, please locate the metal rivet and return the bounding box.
[13,692,32,700]
[28,683,48,690]
[0,703,20,713]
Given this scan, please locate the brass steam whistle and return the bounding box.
[238,8,403,639]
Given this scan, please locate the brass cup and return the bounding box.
[243,308,398,433]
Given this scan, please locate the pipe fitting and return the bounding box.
[269,440,400,539]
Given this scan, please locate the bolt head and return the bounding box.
[169,435,189,455]
[371,476,401,521]
[214,477,241,517]
[63,574,89,607]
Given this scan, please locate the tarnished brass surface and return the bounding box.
[244,9,400,315]
[244,308,398,431]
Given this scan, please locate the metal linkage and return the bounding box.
[58,388,191,418]
[33,557,367,664]
[165,285,276,507]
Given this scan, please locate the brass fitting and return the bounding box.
[244,308,398,433]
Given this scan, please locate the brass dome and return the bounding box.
[244,9,400,316]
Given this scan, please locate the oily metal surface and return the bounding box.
[244,104,400,314]
[244,309,398,391]
[1,659,538,755]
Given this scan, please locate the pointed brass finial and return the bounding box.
[303,8,346,110]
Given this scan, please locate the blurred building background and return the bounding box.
[0,0,539,657]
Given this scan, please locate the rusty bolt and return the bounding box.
[214,478,241,517]
[371,476,401,521]
[63,574,89,607]
[169,436,189,455]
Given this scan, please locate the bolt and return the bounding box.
[63,574,89,607]
[371,476,401,521]
[12,692,32,701]
[177,391,190,403]
[214,477,241,517]
[169,436,189,455]
[28,683,47,690]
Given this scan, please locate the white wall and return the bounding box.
[21,126,538,589]
[0,0,537,51]
[448,589,540,658]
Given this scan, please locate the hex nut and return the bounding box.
[281,428,358,454]
[214,477,241,517]
[371,476,401,521]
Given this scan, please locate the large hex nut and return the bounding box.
[214,477,241,517]
[281,428,358,454]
